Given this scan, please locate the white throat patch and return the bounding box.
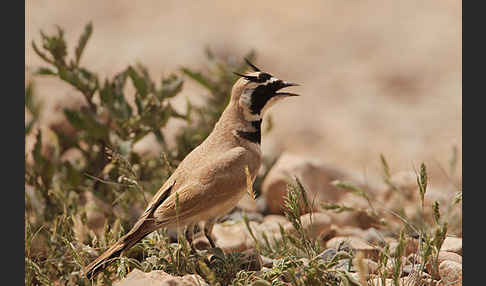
[239,76,281,121]
[240,88,262,121]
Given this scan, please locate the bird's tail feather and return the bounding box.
[84,221,154,279]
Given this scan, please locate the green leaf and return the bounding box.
[152,129,166,145]
[99,73,132,120]
[416,163,428,208]
[36,67,57,76]
[332,180,369,201]
[181,67,215,93]
[32,41,54,64]
[78,67,98,91]
[74,22,93,65]
[25,81,42,117]
[64,108,108,140]
[320,202,355,213]
[25,82,33,107]
[380,153,391,179]
[63,109,86,131]
[42,26,67,66]
[84,117,109,141]
[25,121,35,135]
[127,66,148,99]
[160,75,184,99]
[58,66,83,91]
[136,63,155,93]
[32,130,43,164]
[449,145,458,177]
[432,201,441,225]
[63,162,82,188]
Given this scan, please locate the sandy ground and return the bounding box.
[26,0,461,188]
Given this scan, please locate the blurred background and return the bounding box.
[26,0,461,188]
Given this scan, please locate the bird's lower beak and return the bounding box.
[275,81,301,97]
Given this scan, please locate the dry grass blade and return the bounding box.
[245,165,256,201]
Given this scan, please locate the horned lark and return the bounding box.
[85,59,300,279]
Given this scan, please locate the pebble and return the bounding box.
[441,237,462,255]
[114,269,208,286]
[326,236,379,260]
[439,260,462,286]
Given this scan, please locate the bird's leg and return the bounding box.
[183,224,197,253]
[204,219,217,248]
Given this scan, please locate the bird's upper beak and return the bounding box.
[275,81,301,97]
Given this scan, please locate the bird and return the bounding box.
[84,59,300,279]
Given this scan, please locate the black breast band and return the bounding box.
[236,120,262,144]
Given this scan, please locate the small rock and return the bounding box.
[211,223,247,253]
[298,258,310,267]
[363,227,386,246]
[251,280,272,286]
[240,248,263,271]
[388,237,418,257]
[114,269,208,286]
[334,258,353,271]
[425,188,452,207]
[426,251,462,276]
[362,258,379,274]
[407,253,422,265]
[353,254,378,277]
[226,211,264,223]
[441,237,462,255]
[345,272,361,284]
[437,251,462,265]
[316,248,337,263]
[59,147,85,167]
[260,267,272,273]
[263,214,290,227]
[260,255,274,268]
[83,191,109,234]
[403,203,420,221]
[192,222,249,252]
[236,195,266,213]
[132,133,162,157]
[369,278,394,286]
[325,193,379,228]
[261,215,290,236]
[321,226,338,241]
[261,153,352,214]
[284,212,332,239]
[387,171,418,200]
[326,236,379,260]
[438,260,462,286]
[370,277,424,286]
[244,220,282,249]
[402,264,422,275]
[333,225,365,237]
[384,256,407,275]
[372,276,439,286]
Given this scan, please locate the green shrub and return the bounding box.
[25,22,255,285]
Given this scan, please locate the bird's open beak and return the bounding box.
[275,81,301,97]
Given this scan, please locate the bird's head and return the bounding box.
[231,59,300,121]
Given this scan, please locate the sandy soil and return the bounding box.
[26,0,461,188]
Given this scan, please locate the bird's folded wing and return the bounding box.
[152,147,249,224]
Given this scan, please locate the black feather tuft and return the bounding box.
[233,72,259,82]
[245,58,261,72]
